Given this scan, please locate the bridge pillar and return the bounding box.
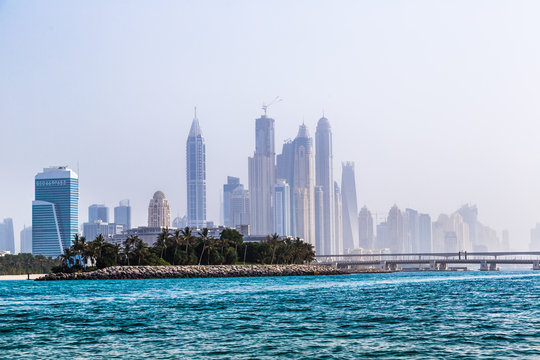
[429,261,437,271]
[489,263,499,271]
[438,263,448,271]
[480,261,489,271]
[533,261,540,271]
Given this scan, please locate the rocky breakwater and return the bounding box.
[36,264,346,281]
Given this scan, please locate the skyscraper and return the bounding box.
[230,186,250,227]
[418,213,432,252]
[0,218,15,253]
[530,223,540,251]
[88,204,109,223]
[386,205,404,252]
[276,140,295,236]
[358,206,374,250]
[292,124,315,246]
[148,191,171,228]
[223,176,241,227]
[273,179,291,236]
[334,181,343,254]
[32,166,79,257]
[315,116,335,255]
[341,162,359,250]
[248,113,275,235]
[186,108,207,228]
[404,208,419,253]
[314,186,324,252]
[458,204,478,249]
[114,199,131,230]
[20,226,32,254]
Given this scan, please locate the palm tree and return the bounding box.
[156,228,169,259]
[73,235,89,267]
[123,236,135,265]
[268,233,280,265]
[60,247,75,267]
[90,234,106,267]
[169,229,183,265]
[180,227,193,261]
[113,244,121,265]
[133,237,147,265]
[205,236,217,265]
[198,228,209,265]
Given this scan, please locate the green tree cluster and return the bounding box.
[0,253,61,275]
[54,228,315,273]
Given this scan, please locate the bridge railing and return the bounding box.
[315,251,540,263]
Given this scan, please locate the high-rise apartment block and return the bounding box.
[418,213,432,252]
[530,223,540,251]
[32,166,79,257]
[341,162,359,250]
[358,206,374,250]
[0,218,15,253]
[276,140,295,235]
[386,205,404,253]
[334,181,343,254]
[114,200,131,230]
[148,191,171,228]
[88,204,109,223]
[223,176,249,228]
[248,113,276,235]
[314,186,324,252]
[315,117,335,255]
[20,226,32,254]
[292,124,315,246]
[273,179,291,236]
[223,176,241,227]
[186,109,207,228]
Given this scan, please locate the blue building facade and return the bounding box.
[32,167,78,257]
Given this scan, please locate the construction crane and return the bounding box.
[262,96,283,116]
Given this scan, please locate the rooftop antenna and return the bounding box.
[262,96,283,116]
[194,106,197,119]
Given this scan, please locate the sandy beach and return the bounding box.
[0,274,46,281]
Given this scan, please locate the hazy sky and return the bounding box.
[1,0,540,250]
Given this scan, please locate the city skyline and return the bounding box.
[2,1,540,250]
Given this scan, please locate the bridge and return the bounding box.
[315,251,540,271]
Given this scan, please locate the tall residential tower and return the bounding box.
[248,112,275,235]
[292,124,315,246]
[186,108,207,228]
[341,162,359,250]
[315,116,335,255]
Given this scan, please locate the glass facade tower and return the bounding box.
[186,108,207,228]
[32,166,78,257]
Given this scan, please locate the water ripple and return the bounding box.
[0,271,539,359]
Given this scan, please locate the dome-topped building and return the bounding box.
[148,190,171,227]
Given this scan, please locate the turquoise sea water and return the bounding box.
[1,271,539,359]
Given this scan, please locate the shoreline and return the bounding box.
[0,274,46,281]
[37,264,346,281]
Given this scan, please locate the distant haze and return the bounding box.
[1,1,539,250]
